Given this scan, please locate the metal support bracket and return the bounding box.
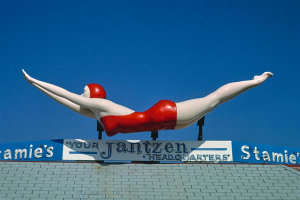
[97,121,104,140]
[197,116,205,141]
[151,131,158,140]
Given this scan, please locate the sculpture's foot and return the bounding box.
[253,72,273,83]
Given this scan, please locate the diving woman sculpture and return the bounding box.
[22,70,273,137]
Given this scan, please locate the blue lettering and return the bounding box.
[116,142,127,152]
[175,143,188,153]
[129,143,142,154]
[165,143,174,153]
[175,155,182,160]
[152,143,162,153]
[100,142,113,159]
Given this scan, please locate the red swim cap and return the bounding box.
[87,83,106,99]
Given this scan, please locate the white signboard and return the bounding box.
[63,140,233,162]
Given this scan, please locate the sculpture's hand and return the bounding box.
[22,69,34,84]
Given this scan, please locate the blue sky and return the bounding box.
[0,1,299,148]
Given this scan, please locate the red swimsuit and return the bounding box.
[100,100,177,136]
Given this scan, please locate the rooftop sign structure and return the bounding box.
[1,139,299,164]
[17,70,291,165]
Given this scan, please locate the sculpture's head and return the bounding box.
[82,83,106,99]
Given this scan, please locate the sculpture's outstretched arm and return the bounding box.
[31,83,96,119]
[22,69,110,111]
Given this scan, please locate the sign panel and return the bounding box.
[1,139,299,164]
[232,141,300,164]
[0,139,63,161]
[63,139,233,162]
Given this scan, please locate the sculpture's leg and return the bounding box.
[205,72,273,105]
[175,72,273,129]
